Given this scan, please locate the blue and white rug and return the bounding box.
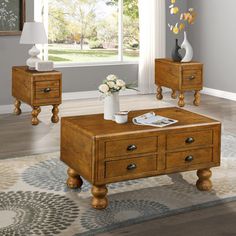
[0,133,236,235]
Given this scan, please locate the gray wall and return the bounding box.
[59,65,138,93]
[0,0,33,106]
[188,0,236,93]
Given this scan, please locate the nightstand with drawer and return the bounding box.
[12,66,62,125]
[155,59,203,107]
[61,107,221,209]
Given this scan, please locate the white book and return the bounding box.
[133,112,178,128]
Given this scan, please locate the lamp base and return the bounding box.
[26,45,41,70]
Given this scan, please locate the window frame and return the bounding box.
[35,0,139,67]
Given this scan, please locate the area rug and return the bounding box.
[0,133,236,236]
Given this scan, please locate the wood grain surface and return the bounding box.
[61,107,221,208]
[12,66,62,125]
[155,59,203,107]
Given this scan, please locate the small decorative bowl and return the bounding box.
[114,111,129,124]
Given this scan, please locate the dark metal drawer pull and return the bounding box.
[127,144,137,151]
[185,155,194,162]
[189,75,195,80]
[185,137,195,144]
[127,163,137,170]
[43,88,51,93]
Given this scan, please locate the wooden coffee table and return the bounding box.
[61,107,221,209]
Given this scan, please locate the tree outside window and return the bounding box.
[46,0,139,63]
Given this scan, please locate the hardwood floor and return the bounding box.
[98,201,236,236]
[0,92,235,159]
[0,92,236,235]
[0,93,170,159]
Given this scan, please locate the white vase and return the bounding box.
[104,92,120,120]
[181,31,193,62]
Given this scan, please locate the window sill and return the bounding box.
[54,61,139,69]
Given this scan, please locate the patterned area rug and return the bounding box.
[0,133,236,236]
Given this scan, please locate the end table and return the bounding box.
[155,59,203,107]
[12,66,62,125]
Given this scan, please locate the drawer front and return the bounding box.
[182,69,202,88]
[167,130,212,150]
[35,80,60,100]
[105,155,157,178]
[105,137,158,158]
[166,148,213,169]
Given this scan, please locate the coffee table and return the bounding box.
[61,107,221,209]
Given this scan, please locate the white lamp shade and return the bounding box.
[20,22,48,44]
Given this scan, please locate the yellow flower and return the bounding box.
[189,11,197,24]
[168,1,197,34]
[173,26,179,34]
[179,23,185,31]
[170,7,179,15]
[183,12,190,21]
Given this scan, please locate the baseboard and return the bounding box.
[202,87,236,102]
[0,89,139,115]
[62,89,139,101]
[0,103,32,115]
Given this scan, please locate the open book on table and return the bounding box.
[132,112,178,128]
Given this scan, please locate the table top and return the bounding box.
[12,66,61,75]
[62,107,220,138]
[155,58,202,66]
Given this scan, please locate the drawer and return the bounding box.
[34,80,60,100]
[166,148,213,169]
[105,155,157,178]
[105,137,158,158]
[182,69,202,88]
[167,130,213,150]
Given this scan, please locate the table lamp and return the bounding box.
[20,22,48,70]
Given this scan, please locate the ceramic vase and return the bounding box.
[104,92,120,120]
[171,39,182,62]
[181,31,193,62]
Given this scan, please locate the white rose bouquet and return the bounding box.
[98,74,137,96]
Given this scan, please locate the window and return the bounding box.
[40,0,139,65]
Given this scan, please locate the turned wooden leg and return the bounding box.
[194,90,201,106]
[156,86,163,100]
[91,185,108,210]
[14,99,21,115]
[171,89,177,99]
[196,168,212,191]
[31,106,41,125]
[51,105,59,123]
[67,168,83,189]
[178,92,185,107]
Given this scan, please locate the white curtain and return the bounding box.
[138,0,166,94]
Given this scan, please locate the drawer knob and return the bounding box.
[185,137,195,144]
[127,163,137,170]
[185,155,194,162]
[189,75,195,80]
[43,88,51,93]
[127,144,137,151]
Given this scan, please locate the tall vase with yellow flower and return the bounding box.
[168,0,197,62]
